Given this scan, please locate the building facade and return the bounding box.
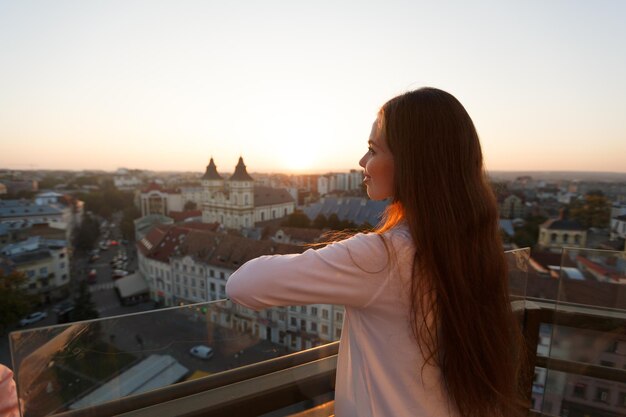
[200,157,295,229]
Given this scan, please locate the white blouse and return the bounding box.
[226,224,459,417]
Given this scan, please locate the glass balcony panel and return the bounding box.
[9,299,339,417]
[9,248,536,416]
[540,248,626,417]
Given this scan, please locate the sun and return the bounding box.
[279,146,317,173]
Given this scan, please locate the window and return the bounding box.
[322,309,329,319]
[210,269,215,277]
[219,285,225,297]
[290,317,297,326]
[39,267,48,276]
[290,306,297,312]
[59,253,65,258]
[60,262,65,269]
[300,306,307,313]
[210,282,216,291]
[311,307,318,315]
[562,233,569,243]
[183,265,187,272]
[200,281,205,288]
[595,388,609,403]
[220,272,225,279]
[311,322,317,332]
[191,278,196,287]
[573,383,586,398]
[284,208,287,215]
[335,328,341,338]
[192,289,197,297]
[184,288,189,297]
[322,324,329,334]
[336,312,343,322]
[550,233,557,243]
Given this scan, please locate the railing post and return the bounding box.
[521,300,542,408]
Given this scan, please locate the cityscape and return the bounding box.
[1,160,625,416]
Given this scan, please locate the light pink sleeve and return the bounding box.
[226,232,392,310]
[0,364,19,417]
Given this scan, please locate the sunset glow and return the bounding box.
[0,1,625,173]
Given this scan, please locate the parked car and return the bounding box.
[99,242,108,251]
[88,254,100,263]
[112,269,129,279]
[88,269,98,284]
[189,345,214,360]
[53,300,74,314]
[19,311,48,327]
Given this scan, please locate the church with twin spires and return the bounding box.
[201,156,295,229]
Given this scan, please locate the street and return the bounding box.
[2,217,287,415]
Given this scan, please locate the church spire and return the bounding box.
[229,156,254,181]
[202,157,222,180]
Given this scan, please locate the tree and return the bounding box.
[512,215,547,248]
[120,205,141,241]
[0,270,35,333]
[313,214,328,229]
[281,210,311,228]
[73,214,101,251]
[184,200,198,210]
[72,281,99,321]
[569,192,611,228]
[327,213,342,230]
[77,188,135,220]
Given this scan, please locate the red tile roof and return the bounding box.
[169,210,202,222]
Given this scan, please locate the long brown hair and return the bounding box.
[377,88,526,417]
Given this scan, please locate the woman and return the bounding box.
[226,87,525,417]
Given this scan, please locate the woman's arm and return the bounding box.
[226,232,392,310]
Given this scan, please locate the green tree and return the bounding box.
[184,200,198,210]
[281,210,311,228]
[0,270,35,333]
[73,214,101,251]
[73,281,99,321]
[120,205,141,241]
[512,215,547,248]
[39,175,64,189]
[313,214,327,229]
[327,213,342,230]
[77,188,135,219]
[569,192,611,228]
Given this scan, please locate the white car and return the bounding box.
[19,311,48,327]
[112,269,129,278]
[189,345,214,360]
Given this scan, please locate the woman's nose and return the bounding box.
[359,153,367,168]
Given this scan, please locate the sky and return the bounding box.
[0,0,625,174]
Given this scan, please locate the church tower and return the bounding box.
[201,157,224,223]
[228,156,255,228]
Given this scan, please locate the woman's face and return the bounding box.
[359,118,395,200]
